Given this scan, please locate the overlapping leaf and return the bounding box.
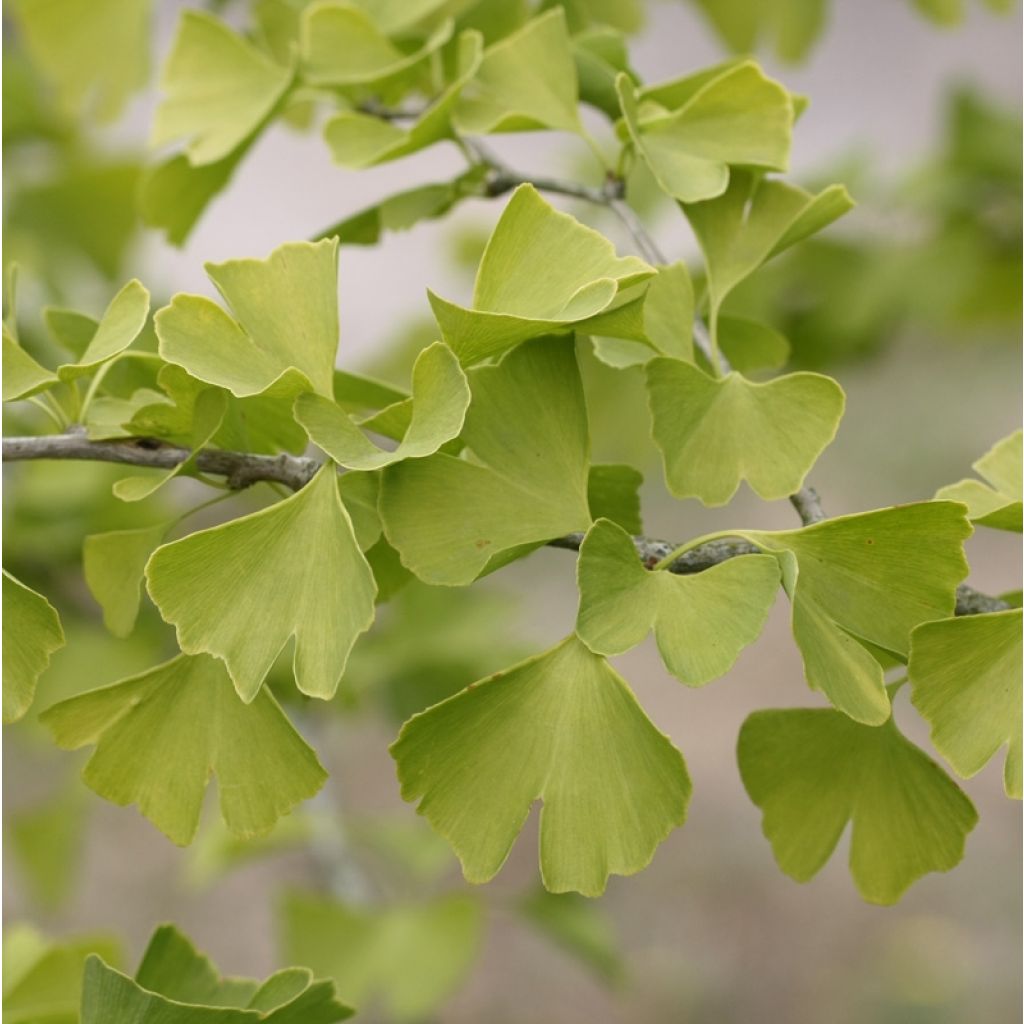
[41,654,327,845]
[281,893,481,1021]
[742,502,972,723]
[3,571,65,724]
[153,10,292,165]
[936,429,1022,531]
[576,519,779,684]
[453,9,583,134]
[295,342,469,469]
[684,169,853,339]
[616,62,792,203]
[9,0,151,122]
[391,634,691,896]
[155,239,340,399]
[3,329,57,401]
[147,465,376,701]
[909,609,1022,798]
[323,32,484,168]
[380,338,593,585]
[80,925,352,1022]
[646,357,844,505]
[300,1,452,89]
[738,704,978,904]
[428,185,654,364]
[587,465,643,534]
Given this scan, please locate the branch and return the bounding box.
[2,432,319,492]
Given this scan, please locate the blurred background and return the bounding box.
[3,0,1022,1021]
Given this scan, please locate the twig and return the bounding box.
[2,432,319,492]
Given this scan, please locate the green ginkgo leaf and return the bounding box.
[40,654,327,845]
[114,388,229,502]
[909,609,1022,798]
[428,185,654,364]
[9,0,151,122]
[587,465,643,534]
[3,570,65,724]
[380,338,592,585]
[737,704,978,904]
[391,634,691,896]
[153,10,293,166]
[155,239,340,399]
[44,308,99,359]
[300,1,452,88]
[146,465,376,701]
[576,518,780,684]
[3,328,57,401]
[616,62,792,204]
[453,8,583,134]
[742,502,972,724]
[84,524,170,637]
[936,429,1022,531]
[57,279,151,381]
[294,342,470,470]
[280,892,481,1021]
[323,32,484,168]
[684,169,853,339]
[645,357,845,505]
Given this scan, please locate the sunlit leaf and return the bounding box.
[453,8,583,134]
[936,429,1022,531]
[3,329,57,401]
[281,892,480,1021]
[909,609,1022,798]
[41,654,327,845]
[57,279,151,381]
[646,358,844,504]
[616,63,792,203]
[295,342,469,469]
[146,465,376,701]
[392,634,691,895]
[742,502,972,723]
[738,704,978,904]
[153,10,293,165]
[576,518,779,684]
[155,239,340,399]
[428,185,653,364]
[3,570,65,724]
[380,337,592,584]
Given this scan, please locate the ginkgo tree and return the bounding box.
[2,0,1020,1018]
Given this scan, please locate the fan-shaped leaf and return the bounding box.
[3,571,65,723]
[936,429,1022,531]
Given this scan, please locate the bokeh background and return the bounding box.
[3,1,1022,1021]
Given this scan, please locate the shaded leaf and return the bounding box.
[3,570,65,723]
[391,634,691,895]
[738,705,978,903]
[587,465,643,534]
[41,654,327,845]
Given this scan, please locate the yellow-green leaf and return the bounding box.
[3,571,65,724]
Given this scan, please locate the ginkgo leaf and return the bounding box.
[44,308,99,359]
[323,32,484,168]
[717,314,790,373]
[909,609,1022,798]
[146,464,376,702]
[616,63,792,204]
[428,185,654,364]
[684,169,853,339]
[280,892,481,1021]
[41,654,327,845]
[587,465,643,534]
[574,25,635,119]
[114,388,229,501]
[8,0,150,122]
[380,338,592,585]
[294,342,470,470]
[43,279,150,383]
[3,571,65,724]
[645,357,845,505]
[300,1,452,88]
[576,518,779,684]
[153,10,293,166]
[155,239,340,399]
[392,634,691,896]
[737,705,978,904]
[84,524,170,637]
[3,329,58,401]
[453,9,583,135]
[742,502,972,724]
[936,429,1022,531]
